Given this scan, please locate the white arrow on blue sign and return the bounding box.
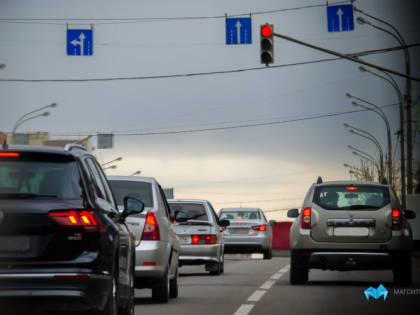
[67,29,93,56]
[327,4,354,32]
[226,17,252,45]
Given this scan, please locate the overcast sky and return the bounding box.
[1,0,419,220]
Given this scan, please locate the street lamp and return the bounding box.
[130,171,141,176]
[357,66,406,208]
[103,165,117,171]
[355,5,413,197]
[12,103,57,135]
[346,92,392,185]
[344,124,384,182]
[102,157,123,167]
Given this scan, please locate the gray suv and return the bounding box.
[287,178,416,285]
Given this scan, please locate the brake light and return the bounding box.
[252,224,267,232]
[346,186,358,191]
[0,152,20,157]
[49,210,99,231]
[392,208,402,230]
[301,207,311,229]
[191,235,217,245]
[141,212,160,241]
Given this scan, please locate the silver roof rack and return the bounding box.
[64,143,86,152]
[316,176,323,184]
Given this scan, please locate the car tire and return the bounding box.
[393,252,412,285]
[290,250,308,285]
[152,267,170,303]
[220,254,225,274]
[263,248,273,260]
[209,261,221,276]
[169,267,179,299]
[119,258,135,315]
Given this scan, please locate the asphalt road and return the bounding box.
[134,254,420,315]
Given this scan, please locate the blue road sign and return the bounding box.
[67,29,93,56]
[226,17,252,45]
[327,4,354,32]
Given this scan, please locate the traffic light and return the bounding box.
[260,24,273,65]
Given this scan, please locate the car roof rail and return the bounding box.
[316,176,323,184]
[64,143,87,152]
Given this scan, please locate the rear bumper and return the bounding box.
[0,272,111,311]
[224,234,270,253]
[179,244,221,266]
[134,240,169,279]
[292,249,409,271]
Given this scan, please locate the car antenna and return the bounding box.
[316,176,323,184]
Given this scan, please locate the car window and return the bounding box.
[91,160,116,206]
[168,202,208,221]
[313,185,390,210]
[108,180,154,207]
[0,154,83,200]
[158,185,171,218]
[219,210,261,220]
[85,158,107,200]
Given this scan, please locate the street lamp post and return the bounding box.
[102,157,123,167]
[358,66,406,209]
[345,124,384,182]
[355,7,413,196]
[345,93,393,185]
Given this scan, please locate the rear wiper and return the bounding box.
[0,193,57,199]
[180,220,212,226]
[349,205,379,210]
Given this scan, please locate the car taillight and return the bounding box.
[141,212,160,241]
[301,207,311,229]
[49,210,99,231]
[0,152,20,157]
[392,208,402,230]
[191,235,217,245]
[252,224,267,232]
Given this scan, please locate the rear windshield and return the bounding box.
[219,210,261,220]
[108,180,153,207]
[168,203,208,221]
[0,154,83,200]
[313,185,390,210]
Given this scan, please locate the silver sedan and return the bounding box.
[219,207,275,259]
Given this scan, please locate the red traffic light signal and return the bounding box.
[260,24,274,65]
[261,25,273,37]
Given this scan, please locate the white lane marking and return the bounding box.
[233,304,254,315]
[260,279,276,290]
[270,273,283,280]
[247,290,266,302]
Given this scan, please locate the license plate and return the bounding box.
[178,236,191,245]
[0,236,31,252]
[333,227,369,237]
[230,228,249,235]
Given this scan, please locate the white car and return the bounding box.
[108,176,180,303]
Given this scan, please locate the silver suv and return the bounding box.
[168,199,229,275]
[108,176,180,303]
[287,178,416,285]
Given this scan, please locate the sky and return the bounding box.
[1,0,419,221]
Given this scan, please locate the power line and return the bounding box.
[50,103,399,138]
[0,43,417,83]
[213,197,303,204]
[0,1,348,25]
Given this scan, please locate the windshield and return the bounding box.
[313,185,390,210]
[168,203,208,221]
[108,180,154,207]
[219,210,261,220]
[0,155,83,200]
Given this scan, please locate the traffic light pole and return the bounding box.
[271,32,420,82]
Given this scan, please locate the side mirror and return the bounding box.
[219,219,230,227]
[122,196,145,218]
[269,220,276,226]
[404,209,416,220]
[287,209,299,218]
